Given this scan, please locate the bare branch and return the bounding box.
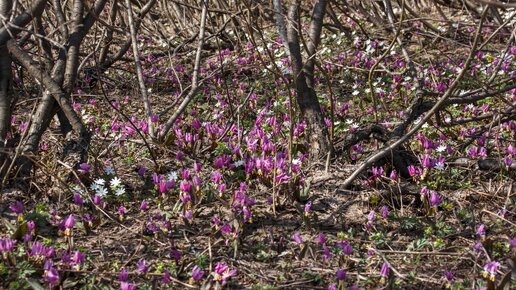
[0,0,47,45]
[125,0,157,138]
[160,0,209,140]
[341,6,489,189]
[6,39,87,136]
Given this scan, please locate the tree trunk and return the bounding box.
[6,0,108,178]
[0,0,13,179]
[285,0,332,160]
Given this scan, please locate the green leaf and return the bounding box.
[25,279,44,290]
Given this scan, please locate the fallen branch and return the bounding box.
[341,7,488,189]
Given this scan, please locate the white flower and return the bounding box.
[110,177,122,188]
[434,162,445,170]
[167,171,178,182]
[114,187,126,196]
[436,145,447,153]
[292,158,301,165]
[90,183,99,191]
[234,160,245,167]
[95,186,108,197]
[94,178,105,186]
[105,166,115,175]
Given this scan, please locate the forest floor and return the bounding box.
[1,7,515,290]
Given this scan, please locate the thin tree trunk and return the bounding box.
[8,0,108,178]
[0,0,13,143]
[125,0,155,138]
[0,0,13,180]
[286,0,332,160]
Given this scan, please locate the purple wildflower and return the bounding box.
[389,170,398,181]
[73,193,84,206]
[192,265,205,282]
[473,241,483,252]
[380,262,390,283]
[137,259,149,274]
[429,191,441,207]
[381,206,390,219]
[337,240,353,255]
[78,163,91,174]
[64,215,75,236]
[421,155,433,168]
[120,282,137,290]
[27,221,36,234]
[483,261,500,281]
[336,269,346,281]
[158,181,167,193]
[140,200,149,211]
[368,210,375,223]
[162,270,171,284]
[183,210,193,221]
[44,267,60,287]
[9,201,24,215]
[213,262,237,286]
[93,195,102,205]
[476,224,486,240]
[212,214,220,228]
[118,206,126,218]
[316,233,326,245]
[119,268,129,282]
[304,201,312,217]
[30,241,54,259]
[371,166,384,177]
[444,270,454,283]
[72,251,85,270]
[170,247,182,261]
[180,193,191,203]
[211,171,223,184]
[179,181,191,193]
[509,237,516,248]
[0,239,16,252]
[292,232,303,245]
[322,246,331,263]
[182,169,191,180]
[138,166,146,177]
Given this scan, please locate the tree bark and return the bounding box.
[0,0,13,179]
[0,0,13,143]
[6,0,108,178]
[286,0,332,160]
[0,0,48,45]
